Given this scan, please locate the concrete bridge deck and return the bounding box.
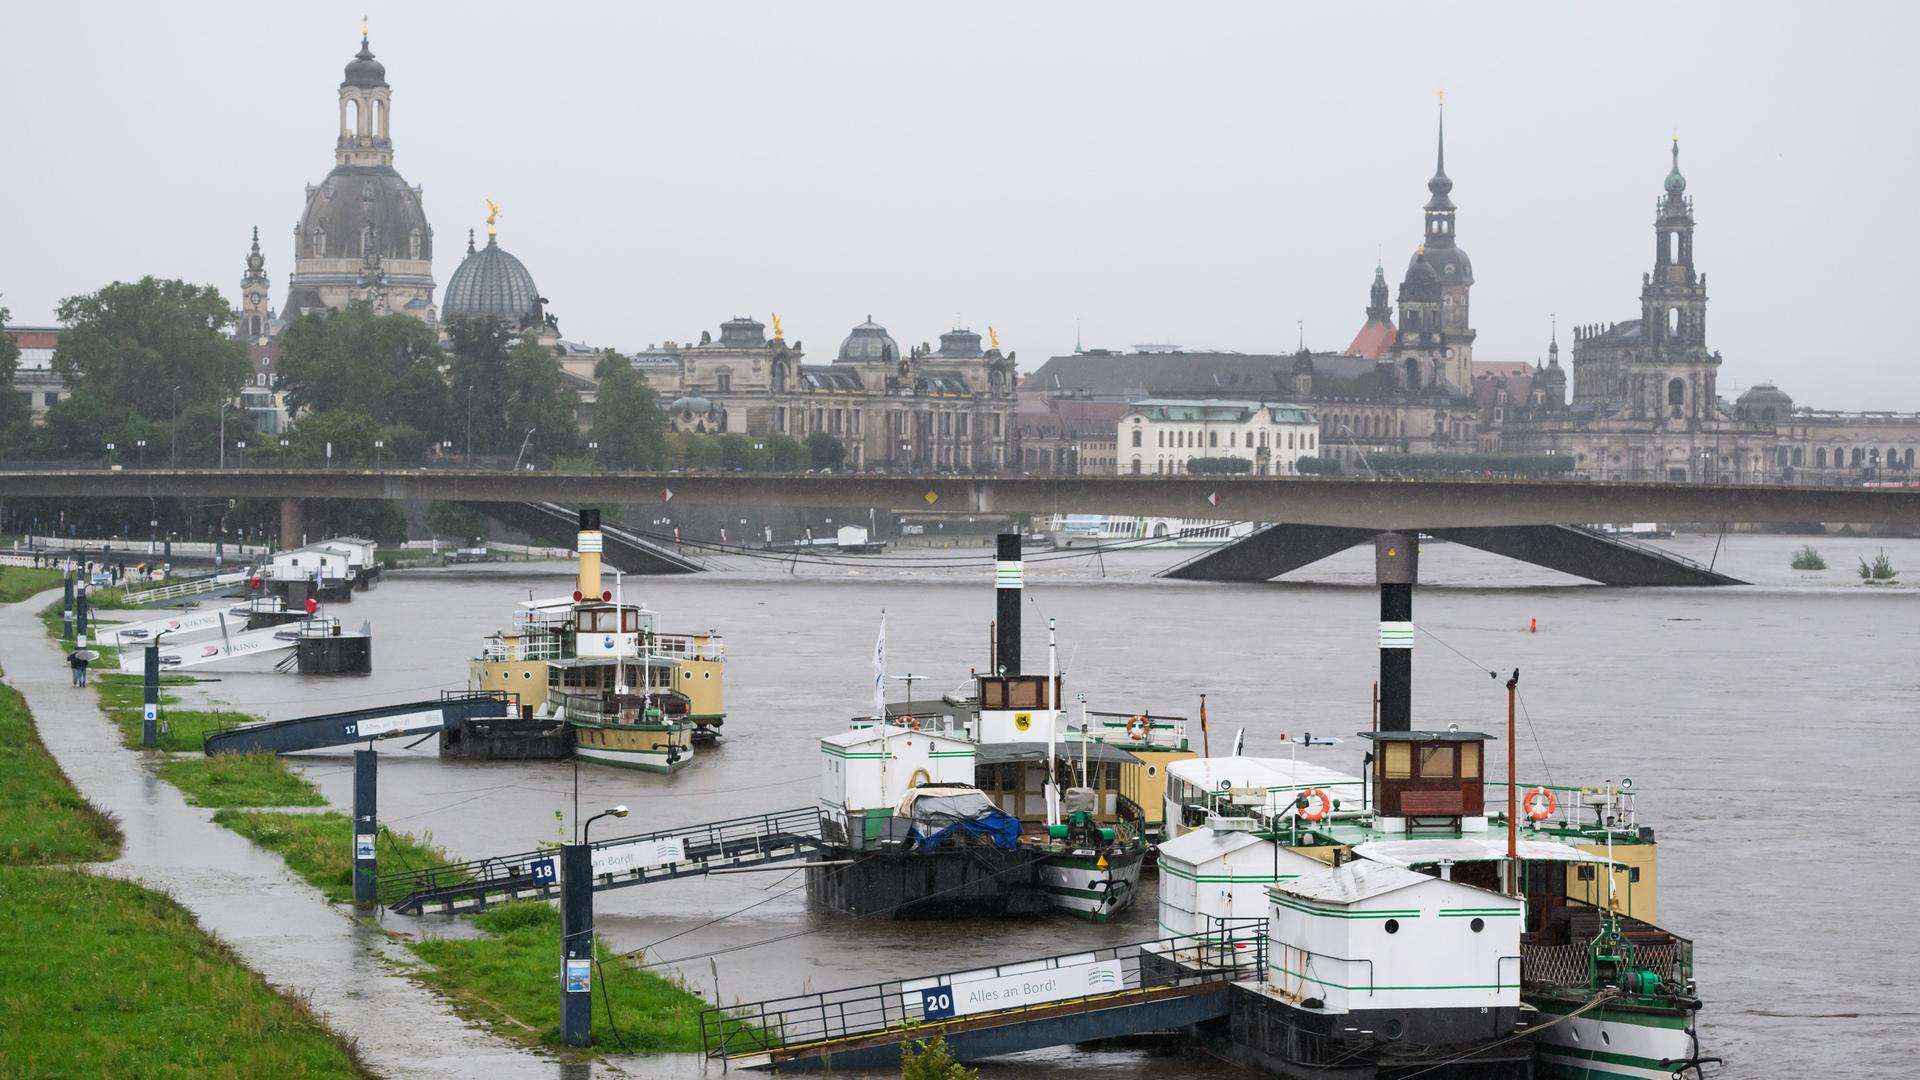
[11,469,1920,529]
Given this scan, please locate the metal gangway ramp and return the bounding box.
[121,569,253,606]
[701,924,1265,1072]
[381,806,825,915]
[203,691,514,756]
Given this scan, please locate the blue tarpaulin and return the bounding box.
[899,787,1024,851]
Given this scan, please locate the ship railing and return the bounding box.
[699,918,1266,1060]
[477,636,565,663]
[651,633,725,661]
[1484,780,1638,836]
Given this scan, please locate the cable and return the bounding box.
[591,955,635,1052]
[1409,620,1498,680]
[1514,690,1555,788]
[1391,989,1619,1080]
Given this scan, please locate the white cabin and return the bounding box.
[820,725,976,847]
[1267,861,1522,1022]
[1156,826,1326,942]
[315,535,377,572]
[1163,756,1367,839]
[267,545,351,582]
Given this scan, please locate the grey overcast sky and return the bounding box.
[4,2,1915,409]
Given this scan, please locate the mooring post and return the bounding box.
[1374,532,1417,732]
[142,643,160,748]
[75,584,89,642]
[352,749,377,904]
[62,568,73,640]
[559,842,594,1047]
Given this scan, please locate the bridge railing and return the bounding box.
[699,918,1266,1060]
[1566,525,1721,572]
[377,805,822,907]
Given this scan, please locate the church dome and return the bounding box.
[1664,139,1687,195]
[1736,384,1792,407]
[1405,249,1439,285]
[838,317,899,363]
[443,233,541,323]
[343,36,387,88]
[670,390,714,414]
[294,165,433,265]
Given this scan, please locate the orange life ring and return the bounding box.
[901,715,921,731]
[1298,788,1332,822]
[1523,786,1557,821]
[1126,715,1151,742]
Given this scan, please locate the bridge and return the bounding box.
[701,926,1263,1071]
[378,806,826,915]
[16,469,1915,584]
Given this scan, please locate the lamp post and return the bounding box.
[235,440,247,470]
[135,439,147,467]
[105,442,117,469]
[170,385,180,467]
[465,385,474,469]
[513,427,536,472]
[218,401,227,469]
[563,804,629,1048]
[440,439,453,466]
[587,441,599,472]
[373,439,385,471]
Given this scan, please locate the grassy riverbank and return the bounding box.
[0,682,121,864]
[0,567,66,604]
[0,673,368,1078]
[211,810,458,903]
[0,866,371,1078]
[406,901,709,1053]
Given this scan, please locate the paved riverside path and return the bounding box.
[0,591,568,1079]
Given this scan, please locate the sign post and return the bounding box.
[559,843,594,1046]
[142,643,161,748]
[352,750,377,903]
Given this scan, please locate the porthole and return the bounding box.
[1571,1027,1582,1043]
[1383,1018,1404,1040]
[1601,1030,1611,1046]
[1147,766,1158,777]
[704,672,712,679]
[1384,919,1400,934]
[1470,917,1485,933]
[522,671,532,680]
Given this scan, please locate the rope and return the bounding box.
[1409,620,1498,680]
[1392,989,1619,1080]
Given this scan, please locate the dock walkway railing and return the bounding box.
[379,805,824,913]
[700,918,1266,1063]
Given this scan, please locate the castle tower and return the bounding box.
[284,23,437,323]
[1392,106,1476,394]
[239,226,272,341]
[1639,139,1716,421]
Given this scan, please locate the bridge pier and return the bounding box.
[1160,523,1742,586]
[280,497,308,549]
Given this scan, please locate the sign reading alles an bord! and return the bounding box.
[903,956,1126,1021]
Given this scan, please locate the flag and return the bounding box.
[872,610,887,719]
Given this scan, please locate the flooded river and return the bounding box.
[189,531,1918,1078]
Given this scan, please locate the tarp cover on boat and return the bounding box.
[897,785,1022,852]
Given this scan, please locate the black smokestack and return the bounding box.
[996,533,1022,676]
[1374,532,1417,732]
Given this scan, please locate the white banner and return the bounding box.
[101,607,238,646]
[589,836,686,876]
[349,709,446,739]
[903,957,1125,1019]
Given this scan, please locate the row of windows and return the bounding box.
[1135,428,1316,451]
[1379,741,1482,781]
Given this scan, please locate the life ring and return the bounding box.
[1523,786,1557,821]
[1126,715,1151,742]
[900,715,920,731]
[1297,788,1332,822]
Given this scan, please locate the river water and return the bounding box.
[186,531,1918,1078]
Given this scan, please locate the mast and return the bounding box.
[1374,533,1416,731]
[1507,668,1519,895]
[1045,617,1060,827]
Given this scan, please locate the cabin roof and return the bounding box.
[1359,730,1496,743]
[975,741,1141,766]
[1155,827,1270,865]
[1165,755,1363,794]
[1352,838,1617,868]
[821,723,971,750]
[1273,860,1438,905]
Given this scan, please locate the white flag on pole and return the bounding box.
[872,610,887,719]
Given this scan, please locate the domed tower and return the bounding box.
[238,226,272,342]
[1535,322,1568,414]
[1392,105,1476,394]
[1734,384,1793,425]
[443,223,545,329]
[1639,138,1717,422]
[285,23,437,323]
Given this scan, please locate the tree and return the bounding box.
[589,365,667,469]
[427,501,491,543]
[52,277,250,421]
[767,434,807,471]
[806,432,845,471]
[0,307,32,458]
[900,1035,978,1080]
[281,410,383,466]
[445,321,581,463]
[277,304,448,428]
[1294,456,1342,475]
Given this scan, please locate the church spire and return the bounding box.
[1366,261,1391,323]
[1425,100,1454,211]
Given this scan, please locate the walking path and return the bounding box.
[1,590,568,1080]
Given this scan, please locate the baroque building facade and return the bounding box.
[637,317,1019,472]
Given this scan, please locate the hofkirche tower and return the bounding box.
[283,23,437,323]
[1389,105,1476,396]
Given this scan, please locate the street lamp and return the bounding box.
[465,385,475,470]
[587,441,599,472]
[440,439,453,466]
[582,804,629,845]
[105,442,117,468]
[169,386,180,468]
[135,439,147,467]
[513,427,536,471]
[235,440,247,469]
[374,439,385,470]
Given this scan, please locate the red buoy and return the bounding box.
[1529,617,1537,633]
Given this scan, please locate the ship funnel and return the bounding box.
[574,509,606,603]
[1374,532,1417,732]
[996,533,1022,675]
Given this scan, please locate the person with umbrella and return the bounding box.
[67,640,94,688]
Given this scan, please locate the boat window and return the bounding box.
[622,609,640,633]
[1459,742,1481,779]
[1418,745,1456,778]
[1008,679,1042,709]
[979,679,1005,709]
[1383,743,1411,779]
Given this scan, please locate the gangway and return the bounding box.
[99,605,247,647]
[115,621,301,672]
[468,501,710,574]
[122,570,252,606]
[380,806,825,914]
[203,691,514,756]
[700,923,1265,1072]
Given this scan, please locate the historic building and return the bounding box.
[636,317,1019,471]
[4,325,67,421]
[1016,398,1127,475]
[283,27,437,323]
[1119,399,1319,476]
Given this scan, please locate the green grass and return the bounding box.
[158,752,325,808]
[0,683,122,864]
[210,811,458,903]
[0,567,66,604]
[405,901,710,1053]
[95,673,240,751]
[0,865,370,1079]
